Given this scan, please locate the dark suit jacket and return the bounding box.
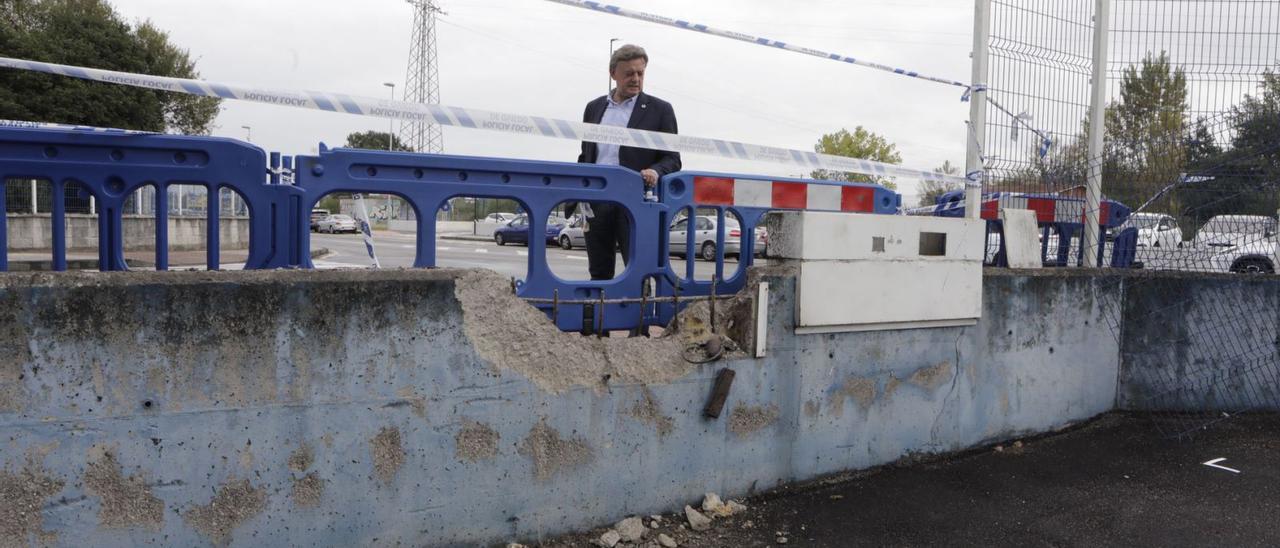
[577,92,681,176]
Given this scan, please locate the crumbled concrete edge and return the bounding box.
[182,478,267,545]
[728,404,780,437]
[452,270,697,393]
[518,419,594,481]
[82,450,164,530]
[455,419,500,462]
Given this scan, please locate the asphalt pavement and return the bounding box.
[310,231,752,281]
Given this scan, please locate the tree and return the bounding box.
[917,160,961,207]
[810,127,902,189]
[344,130,414,152]
[1102,51,1189,209]
[0,0,220,134]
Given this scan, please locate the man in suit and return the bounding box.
[575,44,681,281]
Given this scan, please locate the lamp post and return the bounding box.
[608,38,619,98]
[382,82,395,151]
[240,125,251,142]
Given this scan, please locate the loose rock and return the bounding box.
[702,492,725,514]
[650,521,660,529]
[507,544,528,548]
[615,516,646,542]
[684,505,712,531]
[726,500,748,515]
[658,533,678,548]
[777,537,789,544]
[599,529,622,547]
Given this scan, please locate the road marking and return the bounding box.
[517,251,528,256]
[475,248,488,253]
[398,244,414,249]
[1203,458,1241,474]
[568,255,587,261]
[438,247,453,251]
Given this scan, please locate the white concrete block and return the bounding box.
[999,209,1042,269]
[766,211,985,333]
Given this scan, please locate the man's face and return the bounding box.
[610,58,646,100]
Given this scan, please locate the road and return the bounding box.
[311,232,754,280]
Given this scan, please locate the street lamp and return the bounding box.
[382,82,395,151]
[240,125,251,142]
[608,38,620,98]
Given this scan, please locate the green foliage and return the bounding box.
[1101,52,1189,210]
[343,130,415,152]
[917,160,961,207]
[0,0,220,133]
[810,127,902,189]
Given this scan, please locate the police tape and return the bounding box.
[544,0,971,90]
[0,118,154,134]
[0,56,967,186]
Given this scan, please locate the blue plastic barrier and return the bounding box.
[1,125,908,332]
[0,125,302,271]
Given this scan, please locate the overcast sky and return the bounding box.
[106,0,978,202]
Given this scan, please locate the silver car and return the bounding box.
[557,215,587,249]
[317,214,358,234]
[670,215,746,261]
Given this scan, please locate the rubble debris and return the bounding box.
[599,529,622,547]
[615,516,646,542]
[658,533,678,548]
[684,505,712,531]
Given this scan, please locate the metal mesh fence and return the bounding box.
[986,0,1280,439]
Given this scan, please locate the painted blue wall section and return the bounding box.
[2,268,1224,547]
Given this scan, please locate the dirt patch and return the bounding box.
[287,445,313,473]
[628,388,675,438]
[829,377,877,418]
[729,404,780,437]
[291,473,325,508]
[455,420,500,462]
[518,419,594,481]
[908,362,954,391]
[884,376,902,399]
[454,270,712,393]
[82,450,163,530]
[370,427,405,484]
[182,478,267,546]
[803,399,821,418]
[0,457,64,546]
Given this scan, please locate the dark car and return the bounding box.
[493,214,567,246]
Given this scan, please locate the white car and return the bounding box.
[1116,212,1183,249]
[482,212,518,224]
[670,215,751,261]
[316,214,358,234]
[1185,215,1278,274]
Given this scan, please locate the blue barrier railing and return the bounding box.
[907,189,1137,268]
[1,124,910,332]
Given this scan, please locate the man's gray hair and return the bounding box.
[609,44,649,72]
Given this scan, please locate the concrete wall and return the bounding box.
[4,214,250,251]
[0,267,1140,547]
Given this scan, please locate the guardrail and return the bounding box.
[1,123,912,333]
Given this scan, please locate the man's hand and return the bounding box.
[641,168,659,187]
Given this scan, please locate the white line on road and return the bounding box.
[1203,458,1241,474]
[568,256,587,261]
[517,251,528,256]
[475,248,488,253]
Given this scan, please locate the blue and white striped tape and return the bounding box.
[0,55,967,186]
[545,0,971,89]
[0,118,154,134]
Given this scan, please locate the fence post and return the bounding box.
[1083,0,1111,267]
[965,0,991,220]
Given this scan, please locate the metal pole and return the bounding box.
[1083,0,1111,268]
[964,0,991,221]
[30,179,37,214]
[383,82,396,150]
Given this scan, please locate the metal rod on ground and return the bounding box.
[672,282,681,333]
[639,283,647,331]
[1082,0,1111,268]
[552,288,559,325]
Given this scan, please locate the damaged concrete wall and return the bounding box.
[0,267,1224,547]
[1116,272,1280,412]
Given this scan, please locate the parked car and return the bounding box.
[310,209,330,232]
[1188,215,1278,274]
[493,214,567,246]
[316,214,358,234]
[670,215,747,261]
[557,215,586,250]
[1115,212,1183,249]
